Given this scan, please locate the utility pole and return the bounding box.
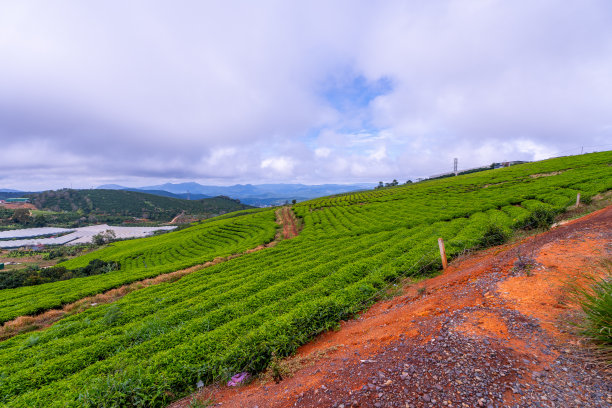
[453,158,458,176]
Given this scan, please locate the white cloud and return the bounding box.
[0,1,611,189]
[261,156,295,175]
[314,147,332,158]
[367,145,387,161]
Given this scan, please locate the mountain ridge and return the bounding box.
[97,182,376,206]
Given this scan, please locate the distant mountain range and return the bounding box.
[97,182,376,206]
[94,186,212,200]
[1,183,376,207]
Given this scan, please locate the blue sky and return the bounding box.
[0,1,611,190]
[321,74,393,114]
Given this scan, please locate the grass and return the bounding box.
[552,191,612,226]
[573,267,612,365]
[188,396,214,408]
[257,345,340,384]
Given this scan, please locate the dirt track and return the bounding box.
[277,206,300,240]
[175,206,612,408]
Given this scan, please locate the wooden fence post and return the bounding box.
[576,193,581,206]
[438,238,448,270]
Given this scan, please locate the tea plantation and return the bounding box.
[0,152,610,407]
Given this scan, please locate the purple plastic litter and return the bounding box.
[227,372,250,387]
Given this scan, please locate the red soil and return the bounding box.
[173,206,612,408]
[0,203,36,210]
[278,206,300,240]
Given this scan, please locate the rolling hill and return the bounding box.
[27,189,252,222]
[0,152,610,407]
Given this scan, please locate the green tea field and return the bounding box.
[0,152,610,407]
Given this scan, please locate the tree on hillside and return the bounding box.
[11,209,32,225]
[92,230,116,246]
[32,214,47,227]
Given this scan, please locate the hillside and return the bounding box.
[181,205,611,408]
[27,189,252,222]
[0,208,277,323]
[0,152,610,407]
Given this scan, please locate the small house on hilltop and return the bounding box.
[492,160,529,169]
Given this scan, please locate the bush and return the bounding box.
[479,224,510,248]
[93,229,117,246]
[521,206,557,230]
[575,275,612,362]
[77,369,169,407]
[581,194,593,205]
[0,259,120,290]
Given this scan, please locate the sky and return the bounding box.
[1,0,611,191]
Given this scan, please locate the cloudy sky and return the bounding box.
[1,0,611,190]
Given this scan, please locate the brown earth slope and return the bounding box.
[175,206,612,408]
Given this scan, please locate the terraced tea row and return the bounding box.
[0,210,277,324]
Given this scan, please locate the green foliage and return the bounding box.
[20,334,40,349]
[1,190,256,229]
[0,210,278,323]
[269,352,287,384]
[189,396,214,408]
[1,246,89,260]
[520,204,558,230]
[10,209,32,225]
[479,223,510,248]
[575,275,612,361]
[29,189,253,222]
[0,152,610,407]
[0,207,13,219]
[77,369,170,408]
[102,304,123,326]
[0,259,120,290]
[92,229,117,246]
[581,195,593,205]
[42,245,90,260]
